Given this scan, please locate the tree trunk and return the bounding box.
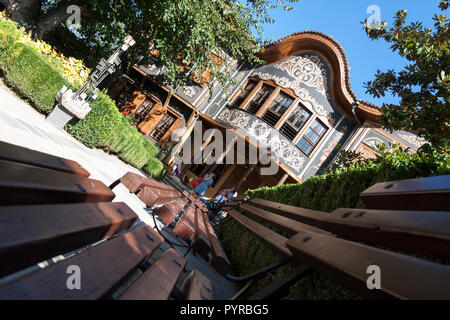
[6,0,91,39]
[6,0,42,33]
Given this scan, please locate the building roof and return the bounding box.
[259,30,382,123]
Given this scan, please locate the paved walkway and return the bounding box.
[0,81,239,299]
[0,81,156,226]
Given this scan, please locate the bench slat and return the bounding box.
[286,230,450,299]
[229,210,291,258]
[185,269,214,300]
[239,204,334,236]
[156,198,189,225]
[137,186,181,207]
[0,141,90,177]
[0,226,163,300]
[121,172,176,193]
[248,198,450,261]
[249,198,329,228]
[191,208,212,257]
[327,208,450,261]
[202,212,231,276]
[0,202,138,277]
[119,248,187,300]
[360,175,450,211]
[173,204,197,241]
[0,160,115,205]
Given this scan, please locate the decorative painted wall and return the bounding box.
[216,108,308,176]
[251,52,343,125]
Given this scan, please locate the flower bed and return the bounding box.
[0,14,164,176]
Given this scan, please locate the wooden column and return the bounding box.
[234,163,257,193]
[167,112,199,164]
[180,129,216,177]
[276,173,289,187]
[209,136,237,172]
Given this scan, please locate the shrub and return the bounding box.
[0,42,69,113]
[65,92,161,169]
[246,149,450,212]
[222,149,450,299]
[143,157,167,179]
[0,14,162,172]
[0,13,90,87]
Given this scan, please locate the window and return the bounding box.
[280,103,312,141]
[134,98,156,122]
[261,92,294,126]
[246,84,274,115]
[297,119,327,155]
[150,112,177,141]
[232,80,257,109]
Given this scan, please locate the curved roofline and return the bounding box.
[258,30,381,123]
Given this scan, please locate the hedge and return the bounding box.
[222,151,450,299]
[0,15,163,173]
[0,41,69,113]
[143,157,167,179]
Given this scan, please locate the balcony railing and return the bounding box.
[216,107,308,177]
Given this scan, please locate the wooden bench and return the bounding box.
[222,174,450,299]
[0,142,214,300]
[0,140,90,177]
[113,172,231,276]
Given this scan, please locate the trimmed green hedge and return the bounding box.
[246,150,450,211]
[222,151,450,299]
[65,93,158,169]
[143,157,167,179]
[0,15,162,172]
[0,41,69,113]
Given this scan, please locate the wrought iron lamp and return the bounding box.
[46,35,136,129]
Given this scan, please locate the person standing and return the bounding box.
[225,187,238,203]
[193,172,215,197]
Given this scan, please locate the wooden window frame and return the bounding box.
[230,79,259,109]
[279,101,313,131]
[263,91,294,118]
[296,119,328,156]
[150,110,179,143]
[253,85,278,117]
[134,96,158,122]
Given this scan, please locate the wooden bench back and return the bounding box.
[224,174,450,299]
[0,142,213,300]
[117,174,231,276]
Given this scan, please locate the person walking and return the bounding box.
[193,172,215,197]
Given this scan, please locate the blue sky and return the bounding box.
[258,0,443,106]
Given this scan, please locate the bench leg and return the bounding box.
[108,179,121,190]
[248,265,312,300]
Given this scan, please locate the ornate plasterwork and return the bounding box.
[252,54,333,117]
[276,54,330,98]
[252,72,329,117]
[217,108,306,175]
[182,86,196,98]
[397,133,426,150]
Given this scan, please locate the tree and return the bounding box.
[363,0,449,152]
[4,0,298,88]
